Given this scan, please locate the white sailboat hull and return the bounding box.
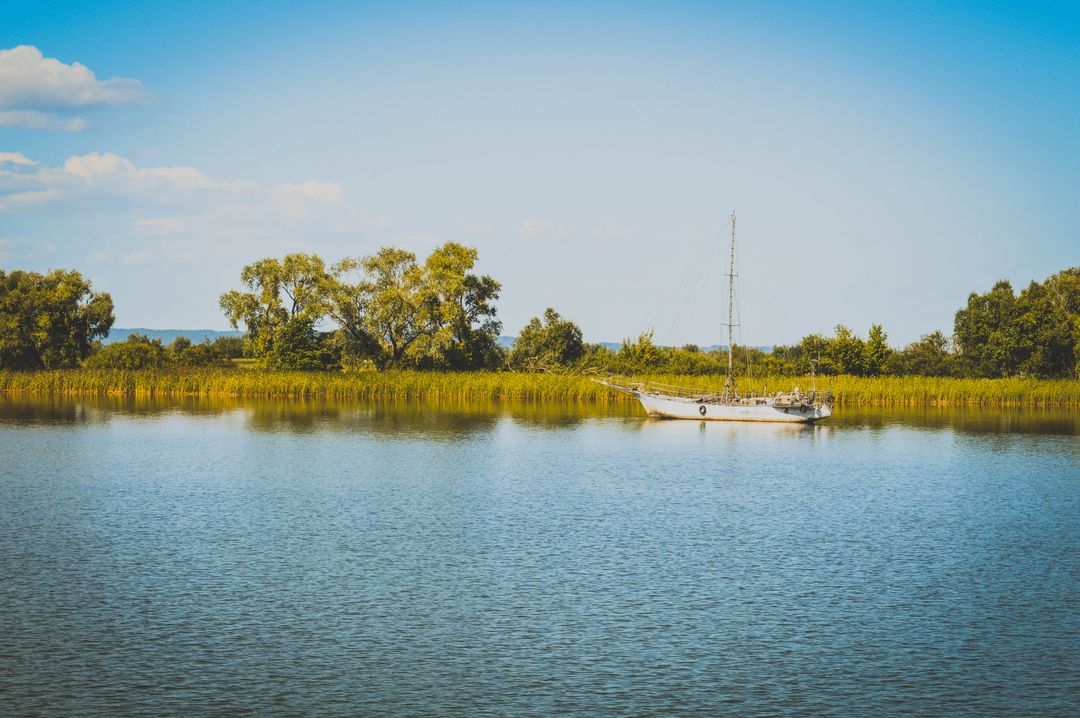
[636,392,831,423]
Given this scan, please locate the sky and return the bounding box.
[1,0,1077,346]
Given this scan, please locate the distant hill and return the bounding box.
[104,328,243,345]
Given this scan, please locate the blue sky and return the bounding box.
[1,1,1077,345]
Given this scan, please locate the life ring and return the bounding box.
[699,405,707,416]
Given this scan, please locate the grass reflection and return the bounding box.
[0,395,1077,436]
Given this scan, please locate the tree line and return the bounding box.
[1,252,1078,379]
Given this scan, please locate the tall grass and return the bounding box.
[0,369,1077,406]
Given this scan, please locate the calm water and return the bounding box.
[1,397,1077,717]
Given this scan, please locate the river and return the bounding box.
[1,397,1077,716]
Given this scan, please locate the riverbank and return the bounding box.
[1,369,1077,406]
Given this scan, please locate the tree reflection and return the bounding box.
[1,396,1077,436]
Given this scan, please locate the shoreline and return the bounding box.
[1,369,1077,407]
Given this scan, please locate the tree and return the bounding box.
[219,253,330,367]
[263,316,333,370]
[1015,276,1078,378]
[1043,267,1080,377]
[774,333,834,375]
[830,325,867,376]
[211,336,245,359]
[615,331,664,372]
[954,280,1022,377]
[170,336,232,367]
[423,242,503,369]
[328,242,503,369]
[510,308,584,371]
[84,334,168,369]
[863,324,891,376]
[0,269,114,369]
[891,331,957,376]
[329,247,433,367]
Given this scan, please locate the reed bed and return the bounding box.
[0,369,1077,406]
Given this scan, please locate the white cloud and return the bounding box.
[520,218,568,241]
[0,151,379,257]
[0,45,149,132]
[0,110,86,132]
[0,236,52,261]
[0,151,36,166]
[88,251,109,263]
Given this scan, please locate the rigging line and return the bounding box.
[661,238,721,347]
[645,220,730,333]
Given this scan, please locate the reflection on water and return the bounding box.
[2,394,1078,436]
[1,393,1077,716]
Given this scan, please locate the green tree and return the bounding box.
[891,331,957,376]
[263,316,333,370]
[424,242,503,369]
[219,253,330,367]
[954,280,1022,377]
[329,247,433,367]
[1044,267,1080,376]
[614,331,664,372]
[0,269,114,369]
[329,242,502,369]
[830,325,867,376]
[84,334,168,369]
[211,336,245,359]
[863,323,891,376]
[1015,275,1078,378]
[510,308,584,371]
[774,333,834,375]
[168,336,231,367]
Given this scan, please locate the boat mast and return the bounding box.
[725,211,737,401]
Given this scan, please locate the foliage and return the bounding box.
[327,242,503,369]
[611,331,665,373]
[85,334,234,369]
[425,242,504,370]
[889,331,958,377]
[509,308,584,371]
[954,270,1080,378]
[85,334,169,369]
[954,279,1023,377]
[864,324,891,376]
[209,336,245,360]
[262,317,340,371]
[219,253,330,367]
[0,269,114,370]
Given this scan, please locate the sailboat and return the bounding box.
[597,212,834,423]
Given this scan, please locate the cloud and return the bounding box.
[0,45,149,131]
[0,151,378,256]
[0,151,36,166]
[88,251,109,263]
[520,218,568,241]
[0,236,52,261]
[0,110,86,132]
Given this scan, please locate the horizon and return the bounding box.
[2,1,1078,346]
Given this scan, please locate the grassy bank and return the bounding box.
[1,369,1077,406]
